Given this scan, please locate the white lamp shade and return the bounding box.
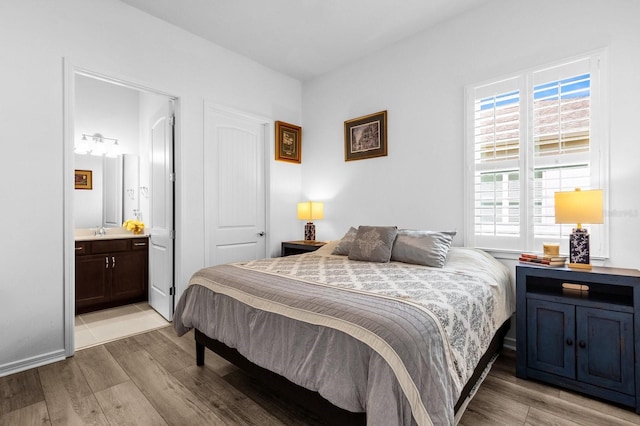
[297,201,324,221]
[554,189,603,225]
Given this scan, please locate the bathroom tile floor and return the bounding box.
[75,302,170,350]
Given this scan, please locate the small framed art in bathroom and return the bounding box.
[74,169,92,190]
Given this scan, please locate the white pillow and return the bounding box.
[391,230,456,268]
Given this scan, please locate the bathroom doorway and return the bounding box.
[68,69,176,350]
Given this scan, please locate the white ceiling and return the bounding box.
[118,0,492,81]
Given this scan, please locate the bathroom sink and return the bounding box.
[74,227,147,241]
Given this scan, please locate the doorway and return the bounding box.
[65,66,177,352]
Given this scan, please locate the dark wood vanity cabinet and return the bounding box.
[75,237,148,314]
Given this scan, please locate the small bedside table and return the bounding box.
[281,240,326,257]
[516,264,640,412]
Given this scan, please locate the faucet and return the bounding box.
[95,225,106,236]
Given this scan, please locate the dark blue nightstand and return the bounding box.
[516,264,640,412]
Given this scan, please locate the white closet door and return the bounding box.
[204,105,267,266]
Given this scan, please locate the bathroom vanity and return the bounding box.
[75,230,148,314]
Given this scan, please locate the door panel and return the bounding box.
[527,299,576,379]
[576,307,634,395]
[75,254,110,311]
[148,101,175,321]
[204,107,266,266]
[111,250,147,302]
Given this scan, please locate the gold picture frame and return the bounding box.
[275,121,302,163]
[344,110,387,161]
[74,169,93,190]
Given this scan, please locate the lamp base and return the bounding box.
[304,222,316,241]
[568,262,592,270]
[568,227,591,270]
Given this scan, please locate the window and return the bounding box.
[465,52,608,257]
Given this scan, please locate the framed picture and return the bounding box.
[74,169,93,190]
[344,110,387,161]
[275,121,302,163]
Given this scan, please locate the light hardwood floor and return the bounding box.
[1,325,639,425]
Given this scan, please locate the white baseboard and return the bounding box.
[503,336,516,352]
[0,349,66,378]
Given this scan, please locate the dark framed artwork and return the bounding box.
[74,169,93,190]
[275,121,302,163]
[344,110,387,161]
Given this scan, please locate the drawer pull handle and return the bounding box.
[75,247,83,251]
[134,242,147,246]
[566,338,573,346]
[578,341,586,349]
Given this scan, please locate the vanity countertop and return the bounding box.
[75,228,149,241]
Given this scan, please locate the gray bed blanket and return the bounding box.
[174,248,514,425]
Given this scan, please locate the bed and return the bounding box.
[174,235,514,425]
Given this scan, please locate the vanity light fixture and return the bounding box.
[74,133,121,157]
[105,139,121,158]
[75,134,92,155]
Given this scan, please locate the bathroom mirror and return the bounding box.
[74,154,140,229]
[103,156,123,227]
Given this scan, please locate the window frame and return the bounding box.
[464,50,609,259]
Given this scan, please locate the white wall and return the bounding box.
[0,0,301,375]
[301,0,640,270]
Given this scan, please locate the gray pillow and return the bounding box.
[348,226,398,263]
[332,227,358,255]
[391,230,456,268]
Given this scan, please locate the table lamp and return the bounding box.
[554,188,603,270]
[297,201,324,241]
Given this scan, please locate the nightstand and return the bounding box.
[281,240,326,257]
[516,264,640,412]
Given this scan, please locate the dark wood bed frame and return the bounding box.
[194,319,511,424]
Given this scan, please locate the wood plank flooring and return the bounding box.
[1,325,639,425]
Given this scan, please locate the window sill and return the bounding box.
[477,248,607,267]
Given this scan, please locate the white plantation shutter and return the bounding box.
[470,78,524,251]
[474,89,520,163]
[465,52,608,257]
[474,170,520,237]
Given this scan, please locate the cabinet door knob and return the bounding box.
[112,256,116,268]
[566,338,573,346]
[579,341,586,349]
